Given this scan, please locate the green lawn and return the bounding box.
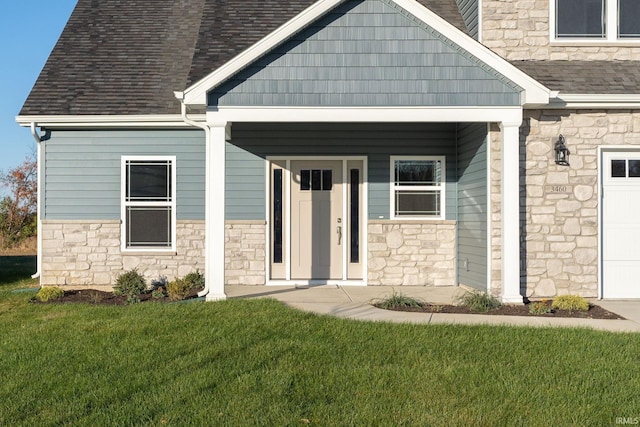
[1,259,639,426]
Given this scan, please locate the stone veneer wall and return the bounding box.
[482,0,640,60]
[41,220,205,288]
[367,220,457,286]
[224,221,266,285]
[517,110,640,298]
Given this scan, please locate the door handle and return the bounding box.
[337,225,342,245]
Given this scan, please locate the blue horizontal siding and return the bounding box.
[227,123,458,221]
[43,130,205,220]
[456,122,487,290]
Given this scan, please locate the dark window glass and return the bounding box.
[322,170,333,191]
[311,169,322,191]
[556,0,605,38]
[301,169,310,191]
[395,191,440,216]
[619,0,640,37]
[350,169,360,264]
[629,160,640,177]
[273,169,283,264]
[611,160,626,177]
[395,161,440,186]
[127,161,171,201]
[301,169,333,191]
[126,207,171,247]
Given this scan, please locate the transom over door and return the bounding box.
[291,160,343,280]
[602,151,640,298]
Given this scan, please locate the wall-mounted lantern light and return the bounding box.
[554,134,570,166]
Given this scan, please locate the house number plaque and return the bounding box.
[545,185,572,194]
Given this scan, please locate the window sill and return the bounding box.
[121,250,178,256]
[371,218,456,225]
[550,40,640,47]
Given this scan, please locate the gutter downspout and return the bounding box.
[30,123,44,282]
[175,92,211,298]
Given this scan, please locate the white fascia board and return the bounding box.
[209,106,523,125]
[182,0,550,108]
[182,0,345,106]
[545,94,640,109]
[15,115,204,128]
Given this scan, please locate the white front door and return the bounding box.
[268,158,365,283]
[290,160,343,279]
[602,151,640,298]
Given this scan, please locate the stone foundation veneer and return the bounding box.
[41,220,205,288]
[367,220,456,286]
[224,221,266,285]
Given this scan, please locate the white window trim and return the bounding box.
[120,155,177,253]
[550,0,640,44]
[389,156,446,220]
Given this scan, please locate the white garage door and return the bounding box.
[602,151,640,298]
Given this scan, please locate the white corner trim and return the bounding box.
[181,0,550,107]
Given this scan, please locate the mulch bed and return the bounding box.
[34,289,625,320]
[32,289,203,306]
[375,302,625,320]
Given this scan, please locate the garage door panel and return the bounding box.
[603,262,640,299]
[602,152,640,299]
[603,225,640,260]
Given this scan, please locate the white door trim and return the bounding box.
[265,156,368,286]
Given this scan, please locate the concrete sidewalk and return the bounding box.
[225,285,640,333]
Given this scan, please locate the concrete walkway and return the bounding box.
[226,285,640,333]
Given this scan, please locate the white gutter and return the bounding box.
[29,123,44,282]
[545,93,640,109]
[16,114,199,128]
[175,92,211,298]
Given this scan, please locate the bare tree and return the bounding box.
[0,155,37,248]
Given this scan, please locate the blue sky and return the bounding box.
[0,0,77,194]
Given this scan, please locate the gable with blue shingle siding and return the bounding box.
[209,0,521,108]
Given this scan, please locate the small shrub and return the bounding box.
[126,295,141,305]
[151,287,166,299]
[167,277,192,301]
[529,299,552,315]
[35,286,64,302]
[113,269,147,297]
[374,290,424,309]
[552,295,589,313]
[458,291,502,312]
[183,270,205,290]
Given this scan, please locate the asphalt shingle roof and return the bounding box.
[511,60,640,95]
[20,0,640,117]
[20,0,469,116]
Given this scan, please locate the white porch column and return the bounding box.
[500,121,523,303]
[205,122,231,301]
